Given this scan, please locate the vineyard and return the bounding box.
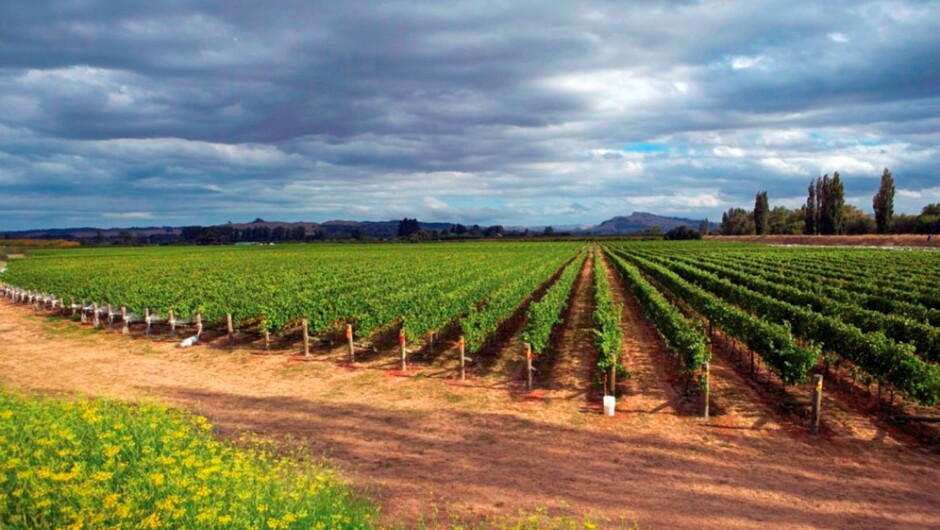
[2,241,940,409]
[0,243,580,348]
[604,242,940,408]
[1,240,940,527]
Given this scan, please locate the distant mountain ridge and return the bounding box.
[2,212,717,241]
[589,212,718,234]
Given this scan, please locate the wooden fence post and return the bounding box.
[459,336,466,381]
[702,362,710,420]
[525,343,533,391]
[264,330,270,351]
[121,307,129,335]
[399,328,407,371]
[609,363,616,397]
[227,313,234,348]
[346,324,354,362]
[811,374,823,434]
[302,319,310,356]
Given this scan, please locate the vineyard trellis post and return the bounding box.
[525,342,533,391]
[81,300,87,324]
[107,304,113,330]
[92,302,99,328]
[811,374,823,434]
[703,362,710,420]
[168,309,176,338]
[226,313,234,348]
[121,307,128,335]
[144,309,151,336]
[459,336,466,381]
[195,313,203,337]
[346,324,354,362]
[609,362,616,397]
[302,319,310,356]
[399,328,407,371]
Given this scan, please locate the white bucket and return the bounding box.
[603,395,616,417]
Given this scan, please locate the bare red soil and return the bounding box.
[1,280,939,528]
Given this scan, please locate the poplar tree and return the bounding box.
[818,174,831,234]
[830,172,845,235]
[873,167,895,234]
[753,191,769,235]
[804,180,817,235]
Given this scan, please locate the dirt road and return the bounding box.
[1,294,938,528]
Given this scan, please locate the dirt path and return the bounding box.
[1,300,940,528]
[597,251,686,422]
[543,250,596,401]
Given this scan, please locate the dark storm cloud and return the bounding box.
[1,0,939,229]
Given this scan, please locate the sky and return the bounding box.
[1,0,939,230]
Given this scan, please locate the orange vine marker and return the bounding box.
[811,374,824,434]
[346,324,354,362]
[458,336,466,380]
[399,328,407,371]
[525,342,534,391]
[702,362,710,420]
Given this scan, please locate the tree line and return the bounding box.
[719,168,940,235]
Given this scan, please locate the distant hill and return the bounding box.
[588,212,718,234]
[1,212,719,242]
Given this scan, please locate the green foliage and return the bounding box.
[0,390,377,529]
[2,243,579,343]
[814,173,845,235]
[459,246,583,353]
[873,167,895,234]
[592,254,624,382]
[753,191,769,235]
[522,252,586,355]
[615,243,940,405]
[719,208,755,236]
[605,251,709,378]
[668,253,940,363]
[612,247,817,385]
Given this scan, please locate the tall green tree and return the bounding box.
[830,172,845,235]
[804,180,817,235]
[720,208,755,235]
[873,167,895,234]
[817,174,832,234]
[753,191,769,235]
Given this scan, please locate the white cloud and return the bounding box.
[712,146,746,158]
[102,212,154,219]
[731,55,764,70]
[828,32,848,43]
